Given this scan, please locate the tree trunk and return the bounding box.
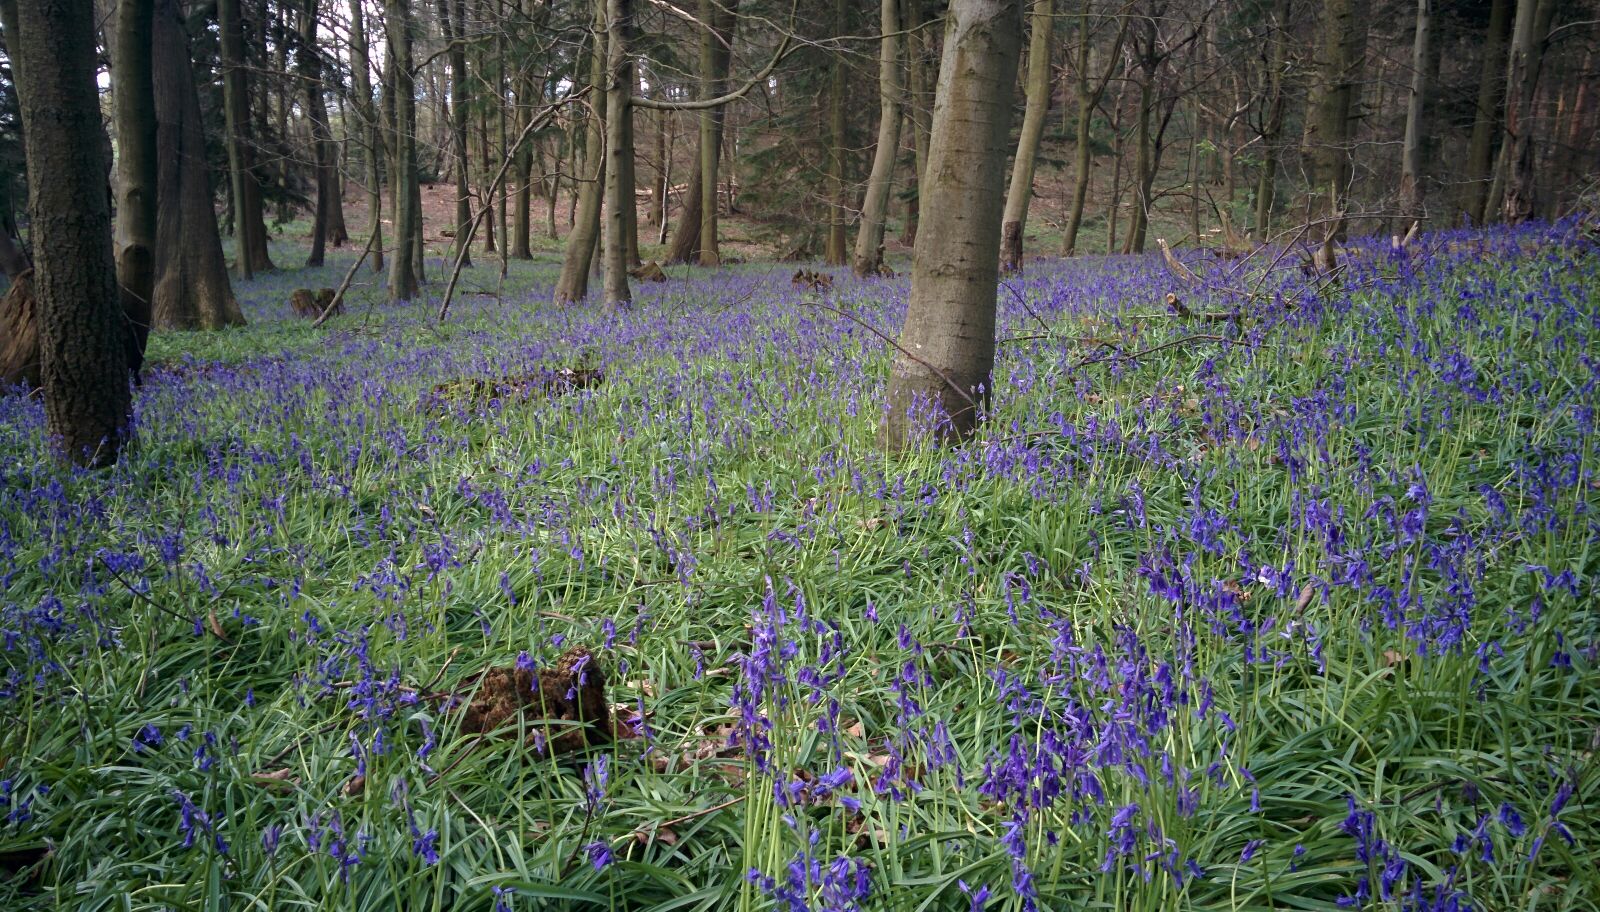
[1397,0,1430,219]
[152,0,245,330]
[14,0,131,466]
[348,0,382,270]
[998,0,1051,272]
[113,0,155,375]
[900,0,933,246]
[666,0,736,265]
[824,0,849,266]
[1464,0,1509,222]
[301,0,332,267]
[852,0,903,277]
[882,0,1023,451]
[219,0,274,277]
[1497,0,1557,225]
[1304,0,1364,236]
[1253,0,1289,236]
[601,0,634,309]
[1063,5,1125,256]
[554,1,608,303]
[442,0,473,266]
[349,0,383,272]
[386,0,420,301]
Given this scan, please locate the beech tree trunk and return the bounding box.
[300,0,333,266]
[219,0,274,277]
[554,0,608,303]
[1496,0,1557,225]
[1304,0,1365,235]
[601,0,634,309]
[851,0,903,277]
[153,0,245,330]
[1254,0,1290,236]
[999,0,1051,272]
[386,0,420,301]
[113,0,155,373]
[667,0,737,265]
[824,0,849,266]
[1062,3,1124,256]
[1465,0,1510,223]
[1397,0,1430,218]
[900,0,933,246]
[349,0,383,272]
[14,0,131,466]
[443,0,473,266]
[882,0,1023,451]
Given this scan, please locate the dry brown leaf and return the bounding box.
[1295,585,1315,613]
[343,774,366,797]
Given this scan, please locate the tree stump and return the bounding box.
[0,270,40,391]
[456,647,613,755]
[290,287,339,319]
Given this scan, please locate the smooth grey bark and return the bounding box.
[664,0,737,264]
[900,0,933,246]
[349,0,383,272]
[442,0,472,266]
[1253,0,1290,235]
[152,0,244,330]
[601,0,634,309]
[113,0,155,373]
[1062,2,1126,255]
[14,0,131,465]
[1465,0,1509,222]
[219,0,274,277]
[1304,0,1365,235]
[852,0,903,277]
[882,0,1023,450]
[554,0,607,304]
[824,0,848,266]
[1495,0,1557,224]
[999,0,1052,272]
[1397,0,1430,218]
[386,0,420,301]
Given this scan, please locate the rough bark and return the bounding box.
[882,0,1023,451]
[999,0,1051,272]
[113,0,155,373]
[1397,0,1430,219]
[824,0,849,266]
[219,0,274,277]
[553,0,607,304]
[14,0,131,465]
[300,0,333,266]
[852,0,903,277]
[153,0,245,330]
[601,0,634,310]
[386,0,420,301]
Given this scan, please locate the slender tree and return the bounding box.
[441,0,473,267]
[882,0,1023,450]
[113,0,155,374]
[350,0,384,272]
[1465,0,1510,222]
[1253,0,1290,236]
[852,0,903,278]
[824,0,849,266]
[1062,2,1126,256]
[386,0,421,301]
[664,0,737,264]
[601,0,634,309]
[1397,0,1430,218]
[219,0,274,277]
[13,0,131,465]
[1304,0,1365,235]
[554,0,607,304]
[999,0,1052,272]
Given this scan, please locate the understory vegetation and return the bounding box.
[1,221,1597,911]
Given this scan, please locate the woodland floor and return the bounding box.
[0,216,1596,911]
